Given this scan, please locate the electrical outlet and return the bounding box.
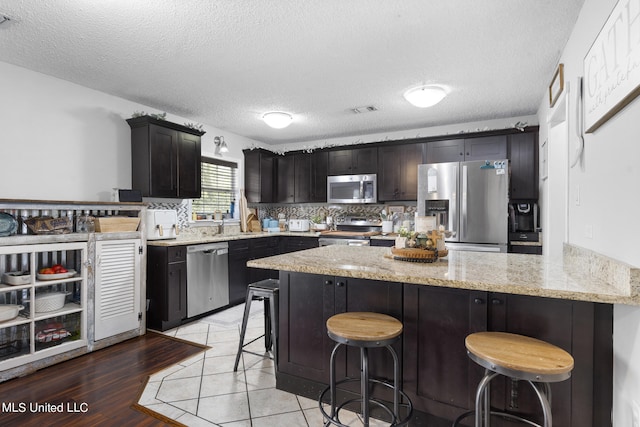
[632,399,640,427]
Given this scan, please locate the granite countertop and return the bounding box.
[146,231,320,246]
[247,245,640,306]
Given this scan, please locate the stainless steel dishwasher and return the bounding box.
[186,242,229,318]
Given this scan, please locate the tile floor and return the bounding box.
[138,302,387,426]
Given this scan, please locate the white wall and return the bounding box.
[536,0,640,425]
[0,61,260,201]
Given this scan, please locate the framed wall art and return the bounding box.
[583,0,640,133]
[549,64,564,108]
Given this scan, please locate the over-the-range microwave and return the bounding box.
[327,174,377,204]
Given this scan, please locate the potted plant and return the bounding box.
[310,214,327,231]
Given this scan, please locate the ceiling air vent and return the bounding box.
[352,105,378,114]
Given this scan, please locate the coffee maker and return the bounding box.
[509,203,538,232]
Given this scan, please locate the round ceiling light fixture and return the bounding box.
[262,111,293,129]
[403,85,447,108]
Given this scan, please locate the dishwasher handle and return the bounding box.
[187,243,229,254]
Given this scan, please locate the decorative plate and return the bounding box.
[36,269,77,281]
[0,213,18,237]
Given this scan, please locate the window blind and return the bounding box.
[192,157,237,215]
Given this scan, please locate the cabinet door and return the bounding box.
[403,285,488,421]
[400,143,423,200]
[228,240,251,305]
[336,277,403,400]
[377,145,402,201]
[426,139,465,163]
[244,150,275,203]
[310,151,328,202]
[352,146,378,174]
[489,293,574,427]
[508,132,538,200]
[277,155,295,203]
[94,239,142,341]
[378,143,423,201]
[294,153,311,203]
[328,149,353,175]
[167,261,187,326]
[149,124,178,197]
[464,135,507,160]
[178,132,202,198]
[278,272,335,383]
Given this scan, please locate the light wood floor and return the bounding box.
[0,332,207,426]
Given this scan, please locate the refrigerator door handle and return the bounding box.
[461,164,467,240]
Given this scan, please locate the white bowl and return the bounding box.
[35,292,68,313]
[0,304,24,322]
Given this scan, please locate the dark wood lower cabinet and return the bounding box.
[278,271,402,399]
[277,273,613,427]
[146,246,188,331]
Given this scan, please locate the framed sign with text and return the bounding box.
[584,0,640,133]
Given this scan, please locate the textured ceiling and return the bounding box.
[0,1,584,144]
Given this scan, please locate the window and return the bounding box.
[191,157,237,216]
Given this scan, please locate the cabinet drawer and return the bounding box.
[168,246,187,263]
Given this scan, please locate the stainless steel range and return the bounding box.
[318,216,382,246]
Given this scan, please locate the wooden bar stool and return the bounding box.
[319,312,412,426]
[453,331,574,427]
[233,278,279,372]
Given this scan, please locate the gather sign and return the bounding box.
[584,0,640,133]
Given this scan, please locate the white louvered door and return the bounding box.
[94,239,142,341]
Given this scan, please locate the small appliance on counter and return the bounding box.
[288,219,310,232]
[146,209,179,240]
[508,203,542,254]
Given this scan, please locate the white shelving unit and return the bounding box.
[0,242,87,371]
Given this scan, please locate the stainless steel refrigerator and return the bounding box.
[417,160,509,252]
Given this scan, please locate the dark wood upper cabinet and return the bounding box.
[508,132,539,200]
[464,135,508,161]
[328,146,377,175]
[128,116,204,199]
[425,139,465,163]
[425,136,507,163]
[295,151,328,203]
[378,143,424,201]
[276,155,295,203]
[244,149,275,203]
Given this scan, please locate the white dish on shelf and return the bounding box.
[36,269,77,281]
[34,292,69,313]
[2,271,31,286]
[0,304,24,322]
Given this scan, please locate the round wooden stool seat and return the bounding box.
[320,312,412,426]
[326,312,403,346]
[466,331,574,382]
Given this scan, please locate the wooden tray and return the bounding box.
[390,247,448,262]
[94,217,140,232]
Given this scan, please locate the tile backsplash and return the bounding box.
[147,200,417,230]
[253,203,416,223]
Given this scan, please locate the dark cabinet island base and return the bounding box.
[276,271,613,427]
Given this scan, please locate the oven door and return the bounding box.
[318,238,371,247]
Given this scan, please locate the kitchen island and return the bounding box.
[247,245,637,426]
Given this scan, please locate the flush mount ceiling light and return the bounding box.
[262,111,293,129]
[403,85,447,108]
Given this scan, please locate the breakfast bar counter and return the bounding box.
[247,244,639,305]
[247,244,624,426]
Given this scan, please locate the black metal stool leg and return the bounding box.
[268,289,278,369]
[233,289,254,371]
